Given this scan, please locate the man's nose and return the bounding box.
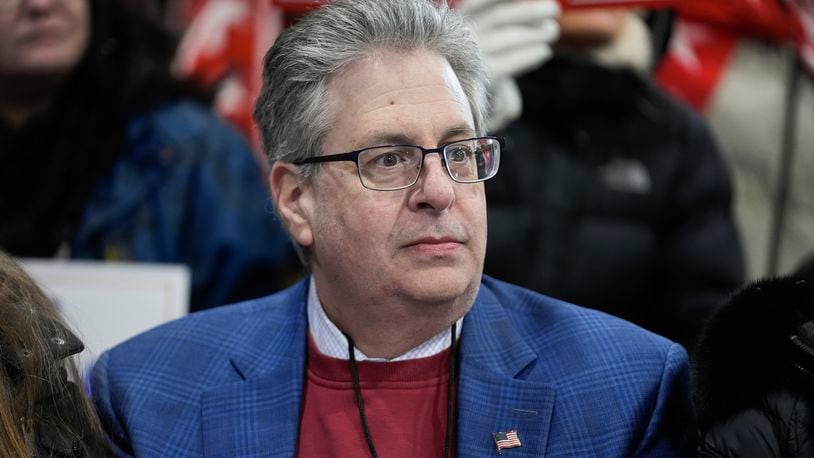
[23,0,58,13]
[24,0,55,7]
[407,153,455,212]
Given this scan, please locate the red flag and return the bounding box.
[655,18,738,111]
[656,0,814,111]
[673,0,807,44]
[174,0,284,158]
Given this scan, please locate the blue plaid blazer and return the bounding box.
[92,276,696,456]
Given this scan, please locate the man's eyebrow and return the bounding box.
[364,133,415,147]
[362,126,477,148]
[440,126,477,143]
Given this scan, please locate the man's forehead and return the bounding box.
[327,49,468,109]
[323,49,476,149]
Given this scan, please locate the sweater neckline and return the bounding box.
[306,333,452,385]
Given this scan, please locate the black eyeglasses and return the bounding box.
[292,136,503,191]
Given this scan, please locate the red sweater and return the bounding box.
[297,336,456,457]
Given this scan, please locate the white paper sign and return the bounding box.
[20,259,190,379]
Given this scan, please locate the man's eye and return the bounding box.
[374,152,403,167]
[447,146,471,162]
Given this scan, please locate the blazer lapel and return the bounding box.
[457,285,556,457]
[197,279,557,456]
[201,359,305,457]
[201,281,309,457]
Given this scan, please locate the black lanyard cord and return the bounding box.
[444,322,457,458]
[344,323,458,458]
[347,333,378,458]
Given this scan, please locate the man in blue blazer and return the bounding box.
[92,0,696,456]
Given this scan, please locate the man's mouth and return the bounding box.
[405,237,463,254]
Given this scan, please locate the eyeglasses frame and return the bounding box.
[291,136,504,191]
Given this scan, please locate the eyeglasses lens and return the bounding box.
[356,137,500,191]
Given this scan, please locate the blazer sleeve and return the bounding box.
[91,352,135,457]
[632,343,699,456]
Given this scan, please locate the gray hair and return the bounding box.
[253,0,489,265]
[253,0,489,175]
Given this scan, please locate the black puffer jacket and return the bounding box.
[695,276,814,457]
[486,55,744,352]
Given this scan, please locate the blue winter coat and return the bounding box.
[70,101,294,311]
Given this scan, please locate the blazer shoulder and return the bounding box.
[474,277,695,455]
[98,280,308,381]
[481,275,681,366]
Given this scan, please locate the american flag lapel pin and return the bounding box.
[492,430,522,454]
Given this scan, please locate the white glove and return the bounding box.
[458,0,560,131]
[486,78,523,132]
[458,0,561,82]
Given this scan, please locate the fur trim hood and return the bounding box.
[694,276,814,431]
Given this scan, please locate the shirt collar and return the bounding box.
[306,276,463,361]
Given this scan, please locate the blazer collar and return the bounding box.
[201,279,309,457]
[228,279,309,379]
[457,280,557,456]
[201,277,557,457]
[461,281,539,377]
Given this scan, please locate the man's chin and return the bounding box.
[399,269,481,306]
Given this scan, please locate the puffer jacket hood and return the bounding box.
[695,276,814,432]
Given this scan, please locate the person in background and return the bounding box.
[0,250,109,457]
[0,0,294,312]
[657,0,814,281]
[91,0,696,455]
[694,271,814,456]
[484,8,744,353]
[456,0,561,132]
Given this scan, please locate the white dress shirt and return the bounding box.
[306,276,464,361]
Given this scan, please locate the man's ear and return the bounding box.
[269,162,314,248]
